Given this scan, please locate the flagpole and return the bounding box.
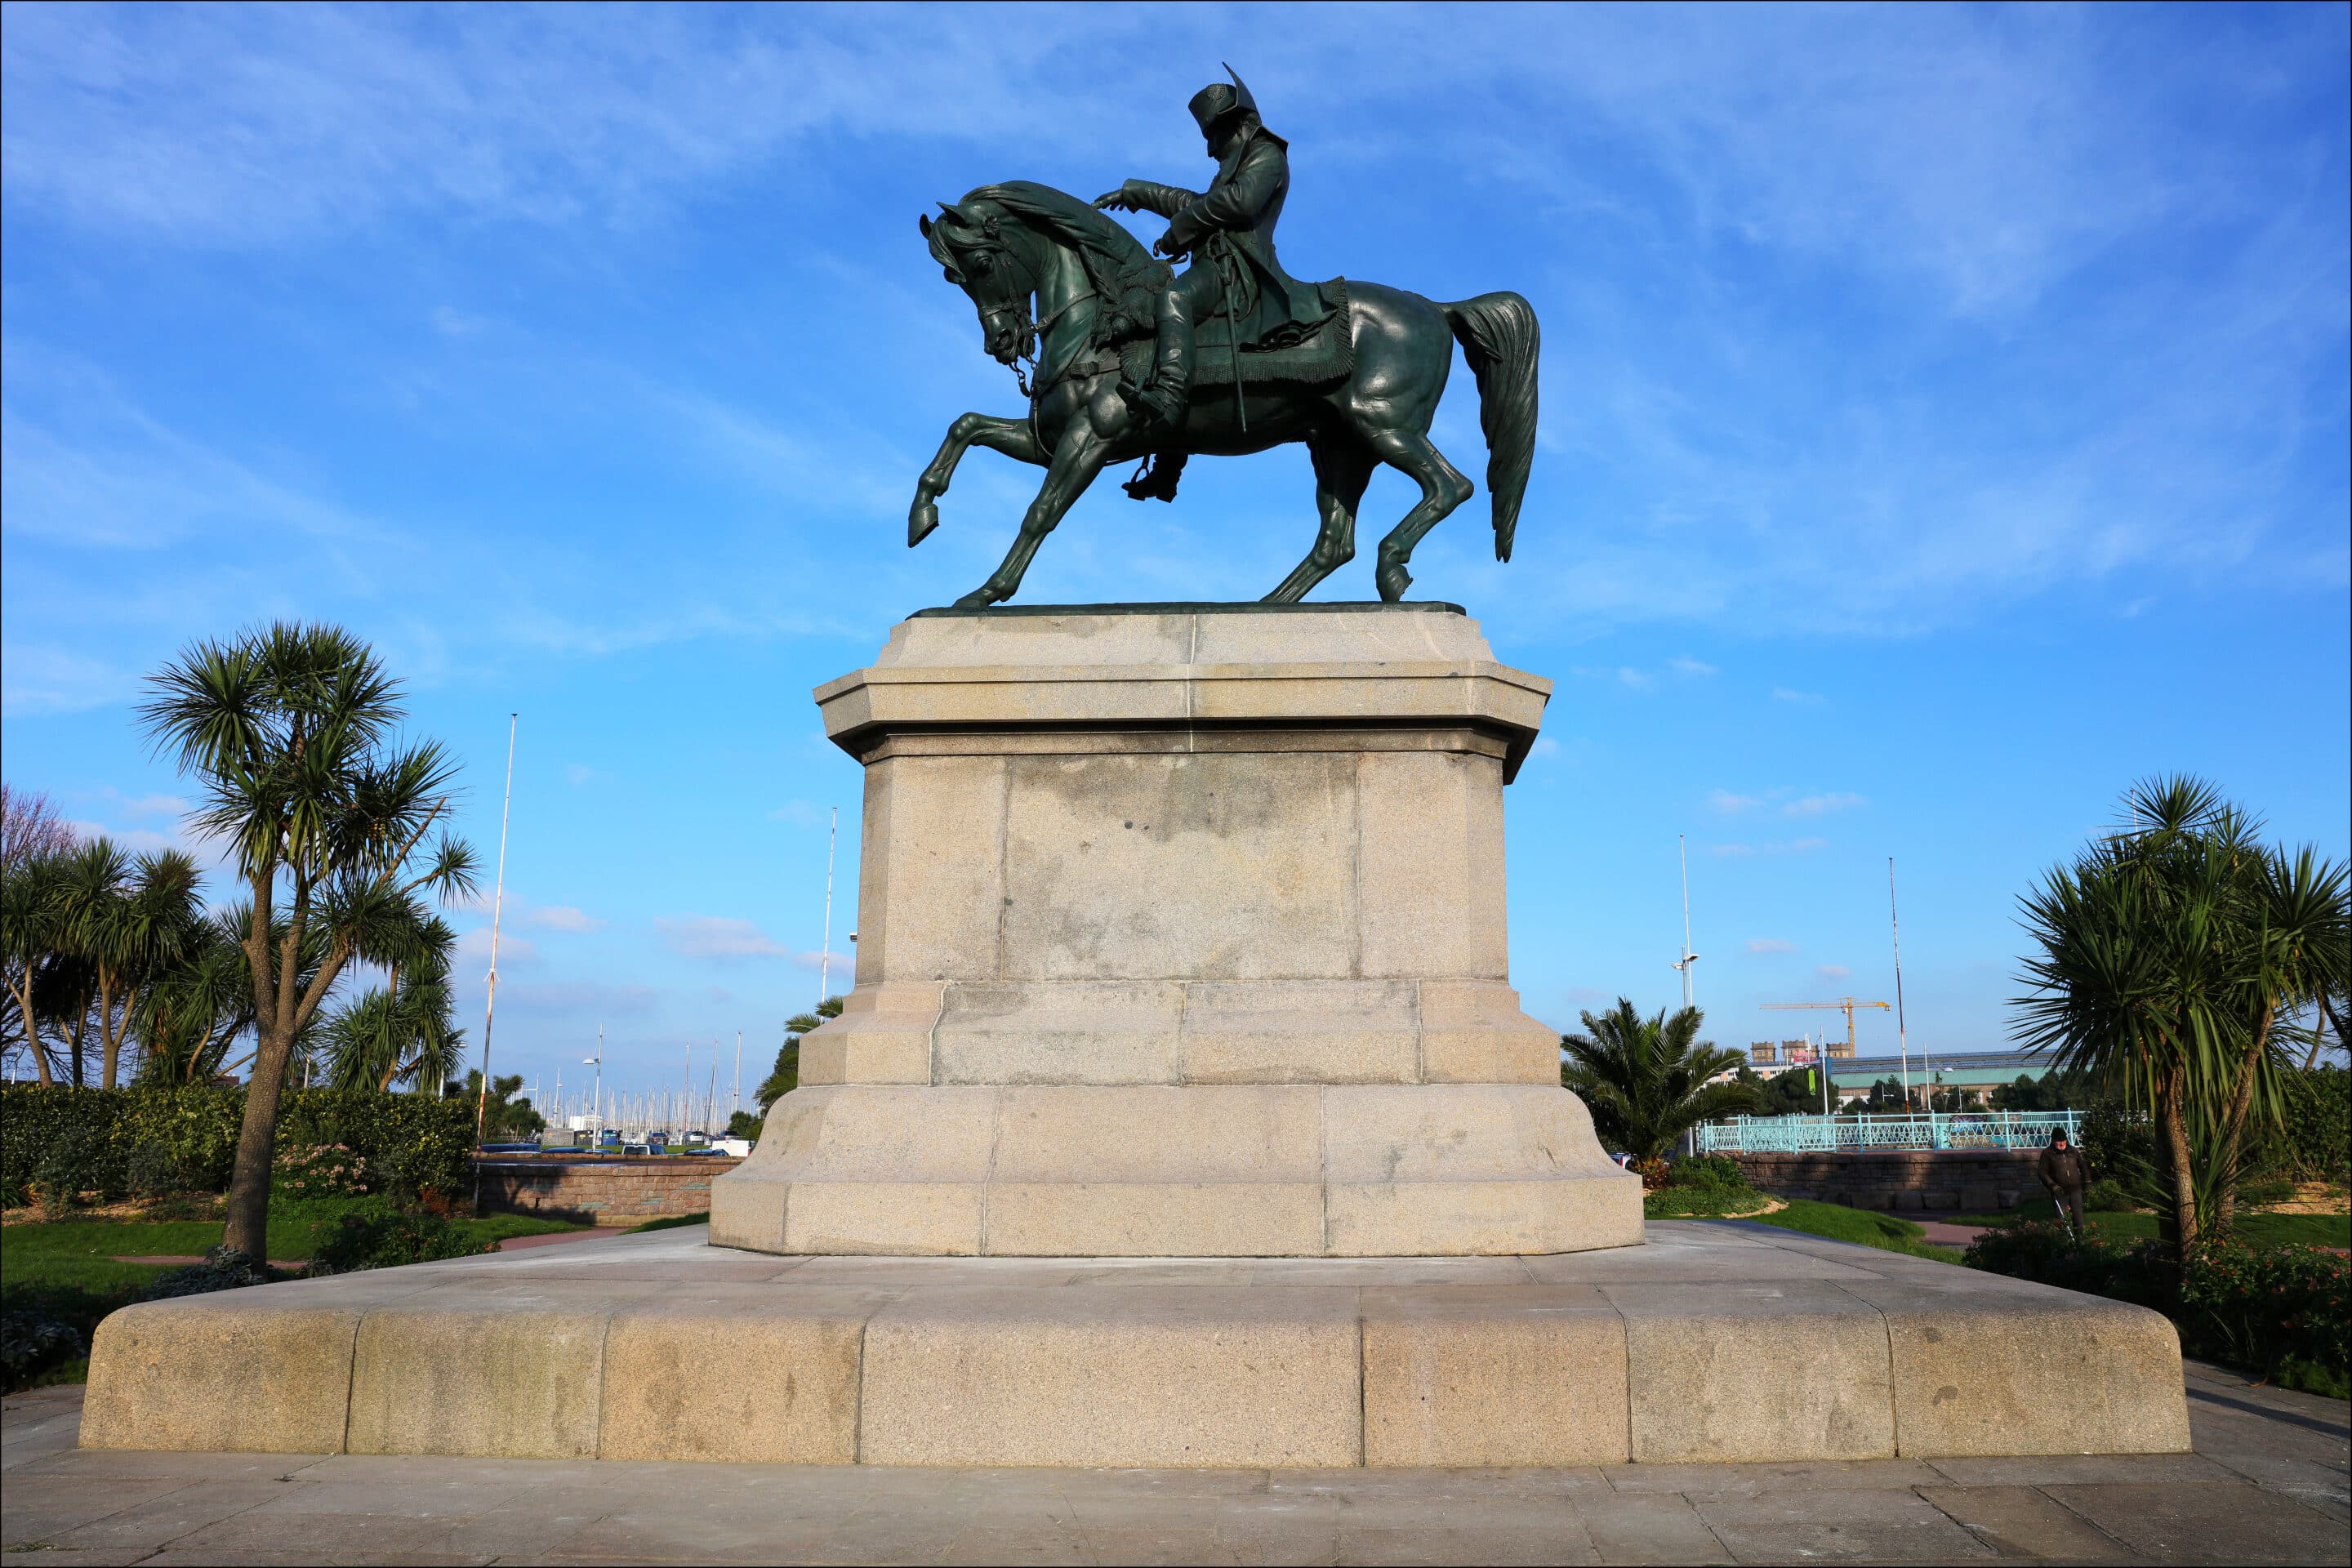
[474,713,517,1147]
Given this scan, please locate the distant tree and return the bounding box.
[0,786,77,867]
[447,1071,543,1140]
[726,1109,764,1141]
[318,915,465,1093]
[52,840,206,1089]
[757,996,844,1111]
[1737,1061,1830,1117]
[2015,774,2349,1260]
[133,908,261,1085]
[140,622,479,1258]
[1561,999,1755,1162]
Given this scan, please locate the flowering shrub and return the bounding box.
[1630,1156,1672,1191]
[272,1143,372,1201]
[1967,1222,2349,1396]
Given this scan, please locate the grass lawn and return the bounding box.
[1714,1198,1967,1263]
[1,1209,582,1291]
[1644,1187,1775,1218]
[1949,1196,2350,1250]
[625,1212,711,1234]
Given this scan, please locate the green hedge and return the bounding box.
[0,1085,474,1205]
[1967,1222,2349,1397]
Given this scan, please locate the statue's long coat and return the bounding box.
[1123,126,1333,350]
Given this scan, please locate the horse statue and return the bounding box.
[911,181,1539,607]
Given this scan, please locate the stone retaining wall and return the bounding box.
[474,1156,742,1225]
[1731,1150,2040,1212]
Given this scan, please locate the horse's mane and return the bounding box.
[945,180,1171,340]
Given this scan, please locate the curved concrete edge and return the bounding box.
[78,1224,2191,1468]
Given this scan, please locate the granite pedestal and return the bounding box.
[711,604,1639,1257]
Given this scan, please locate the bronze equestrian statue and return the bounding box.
[911,69,1539,608]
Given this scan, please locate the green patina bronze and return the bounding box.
[911,68,1540,609]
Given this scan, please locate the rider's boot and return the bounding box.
[1122,287,1196,435]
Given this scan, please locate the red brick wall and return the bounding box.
[1731,1150,2041,1212]
[473,1156,742,1225]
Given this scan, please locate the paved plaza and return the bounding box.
[5,1351,2342,1566]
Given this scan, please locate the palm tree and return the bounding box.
[139,623,478,1258]
[2014,775,2350,1258]
[318,915,466,1093]
[133,909,260,1085]
[758,996,844,1111]
[55,841,206,1089]
[1,848,72,1085]
[1560,999,1756,1163]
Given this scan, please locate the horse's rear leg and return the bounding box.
[1365,429,1474,603]
[911,413,1044,546]
[1265,439,1375,603]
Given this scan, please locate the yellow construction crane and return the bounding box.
[1761,997,1891,1057]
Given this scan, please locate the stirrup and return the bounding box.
[1122,450,1188,504]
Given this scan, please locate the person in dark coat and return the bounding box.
[1095,67,1335,430]
[2038,1128,2089,1232]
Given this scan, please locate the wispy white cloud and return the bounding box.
[1816,964,1853,981]
[1746,938,1797,955]
[1708,789,1761,815]
[1771,687,1826,705]
[524,904,605,934]
[657,915,790,962]
[1667,657,1717,678]
[456,926,540,967]
[1784,793,1866,818]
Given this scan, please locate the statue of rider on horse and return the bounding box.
[911,69,1540,609]
[1093,67,1337,436]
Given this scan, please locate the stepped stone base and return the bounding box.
[81,1223,2190,1469]
[711,604,1641,1257]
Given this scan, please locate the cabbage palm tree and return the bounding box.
[318,915,465,1093]
[1560,999,1756,1163]
[139,623,478,1258]
[133,909,260,1085]
[1,848,71,1085]
[2013,775,2347,1256]
[55,840,205,1088]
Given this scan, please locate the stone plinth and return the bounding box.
[710,605,1640,1256]
[78,1223,2193,1467]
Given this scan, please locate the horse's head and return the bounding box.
[920,201,1037,368]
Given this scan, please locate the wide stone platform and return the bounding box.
[81,1222,2190,1469]
[712,604,1639,1258]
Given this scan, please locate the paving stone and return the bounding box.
[1079,1526,1245,1565]
[1915,1483,2132,1559]
[1924,1451,2243,1486]
[1688,1486,1995,1561]
[44,1478,289,1552]
[1329,1524,1598,1565]
[939,1522,1095,1564]
[1567,1492,1733,1564]
[2042,1480,2352,1562]
[0,1474,197,1544]
[1598,1457,1944,1494]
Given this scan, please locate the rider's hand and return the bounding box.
[1094,189,1133,212]
[1153,228,1187,258]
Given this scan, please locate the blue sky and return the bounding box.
[4,2,2346,1104]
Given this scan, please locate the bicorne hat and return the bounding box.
[1187,64,1258,136]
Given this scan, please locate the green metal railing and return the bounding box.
[1694,1109,2080,1154]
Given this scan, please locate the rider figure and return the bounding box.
[1095,67,1331,433]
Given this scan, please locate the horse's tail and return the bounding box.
[1441,292,1539,563]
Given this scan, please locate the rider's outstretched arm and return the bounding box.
[1111,180,1200,217]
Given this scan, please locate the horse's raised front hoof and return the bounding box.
[908,500,940,548]
[1376,562,1413,603]
[952,586,1001,609]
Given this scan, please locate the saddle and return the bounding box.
[1195,277,1352,389]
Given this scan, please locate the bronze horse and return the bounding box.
[912,182,1538,607]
